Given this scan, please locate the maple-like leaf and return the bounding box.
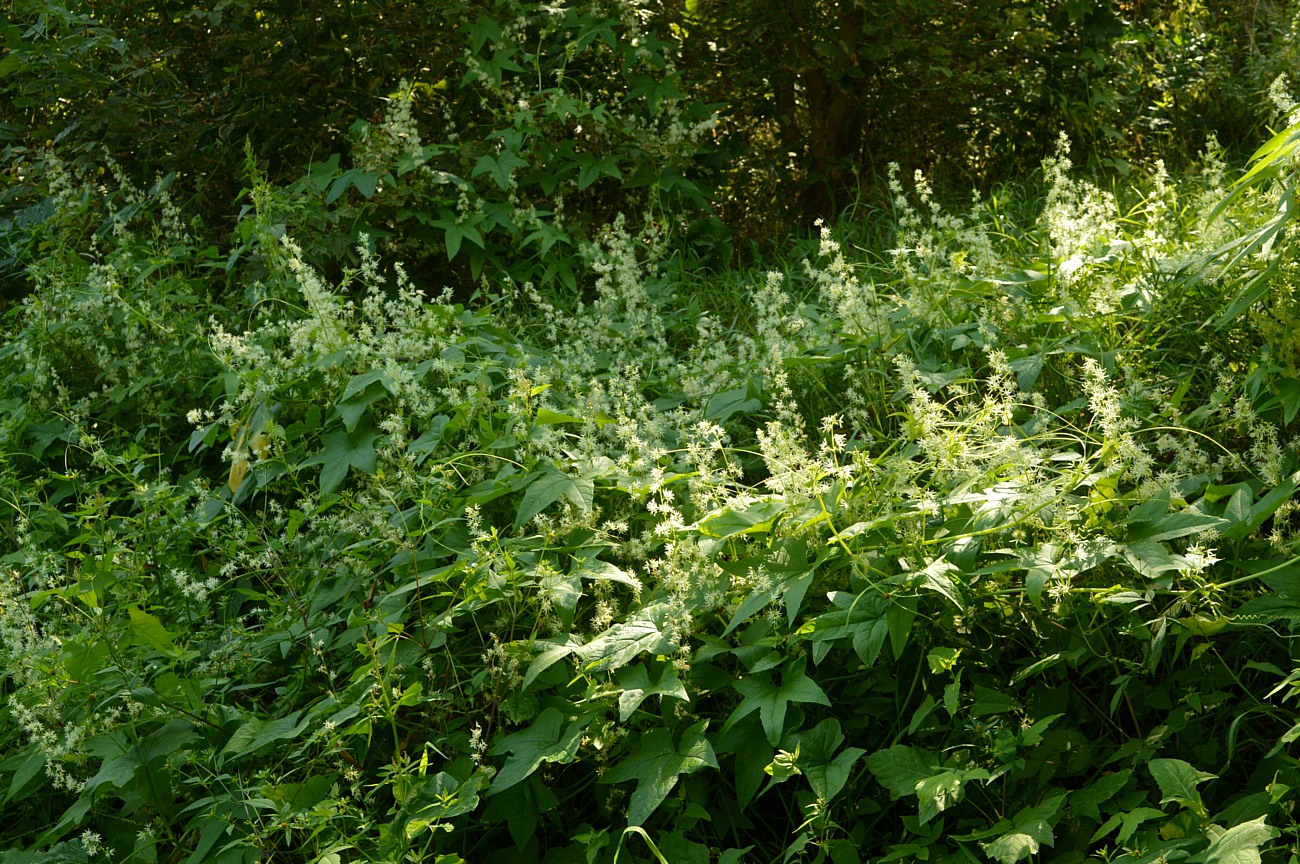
[599,721,718,825]
[488,708,586,794]
[724,657,831,746]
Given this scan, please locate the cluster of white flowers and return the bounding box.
[169,567,219,604]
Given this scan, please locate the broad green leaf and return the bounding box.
[888,596,918,658]
[1093,807,1164,845]
[336,370,395,432]
[916,770,966,823]
[83,756,139,794]
[1010,652,1064,684]
[405,772,484,838]
[572,557,643,592]
[1236,478,1299,540]
[338,369,396,403]
[222,712,309,757]
[981,794,1064,864]
[6,749,45,803]
[407,414,451,463]
[135,719,199,764]
[535,407,584,424]
[1122,539,1182,578]
[300,424,380,495]
[792,719,864,802]
[983,829,1043,864]
[515,466,594,529]
[599,721,718,826]
[1189,816,1278,864]
[970,685,1021,716]
[916,556,963,608]
[799,590,888,667]
[704,386,761,422]
[521,636,582,691]
[472,149,528,191]
[724,657,831,746]
[488,707,586,794]
[128,606,176,653]
[1069,770,1132,822]
[615,663,690,722]
[326,168,380,203]
[578,603,673,673]
[538,566,582,628]
[865,745,936,800]
[1128,511,1229,544]
[1017,713,1063,747]
[1150,758,1216,817]
[695,499,787,539]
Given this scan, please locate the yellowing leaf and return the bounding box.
[227,457,249,493]
[249,431,271,459]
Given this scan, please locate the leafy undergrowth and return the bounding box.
[5,131,1300,864]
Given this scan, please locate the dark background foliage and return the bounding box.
[3,0,1294,297]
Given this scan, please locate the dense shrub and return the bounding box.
[5,109,1300,860]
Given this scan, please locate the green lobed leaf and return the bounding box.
[981,794,1065,864]
[791,719,864,803]
[488,707,586,794]
[598,721,718,826]
[694,499,787,539]
[616,663,690,722]
[724,657,831,746]
[300,423,380,495]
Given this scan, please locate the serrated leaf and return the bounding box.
[488,707,585,794]
[599,721,717,825]
[1150,758,1216,817]
[615,663,690,722]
